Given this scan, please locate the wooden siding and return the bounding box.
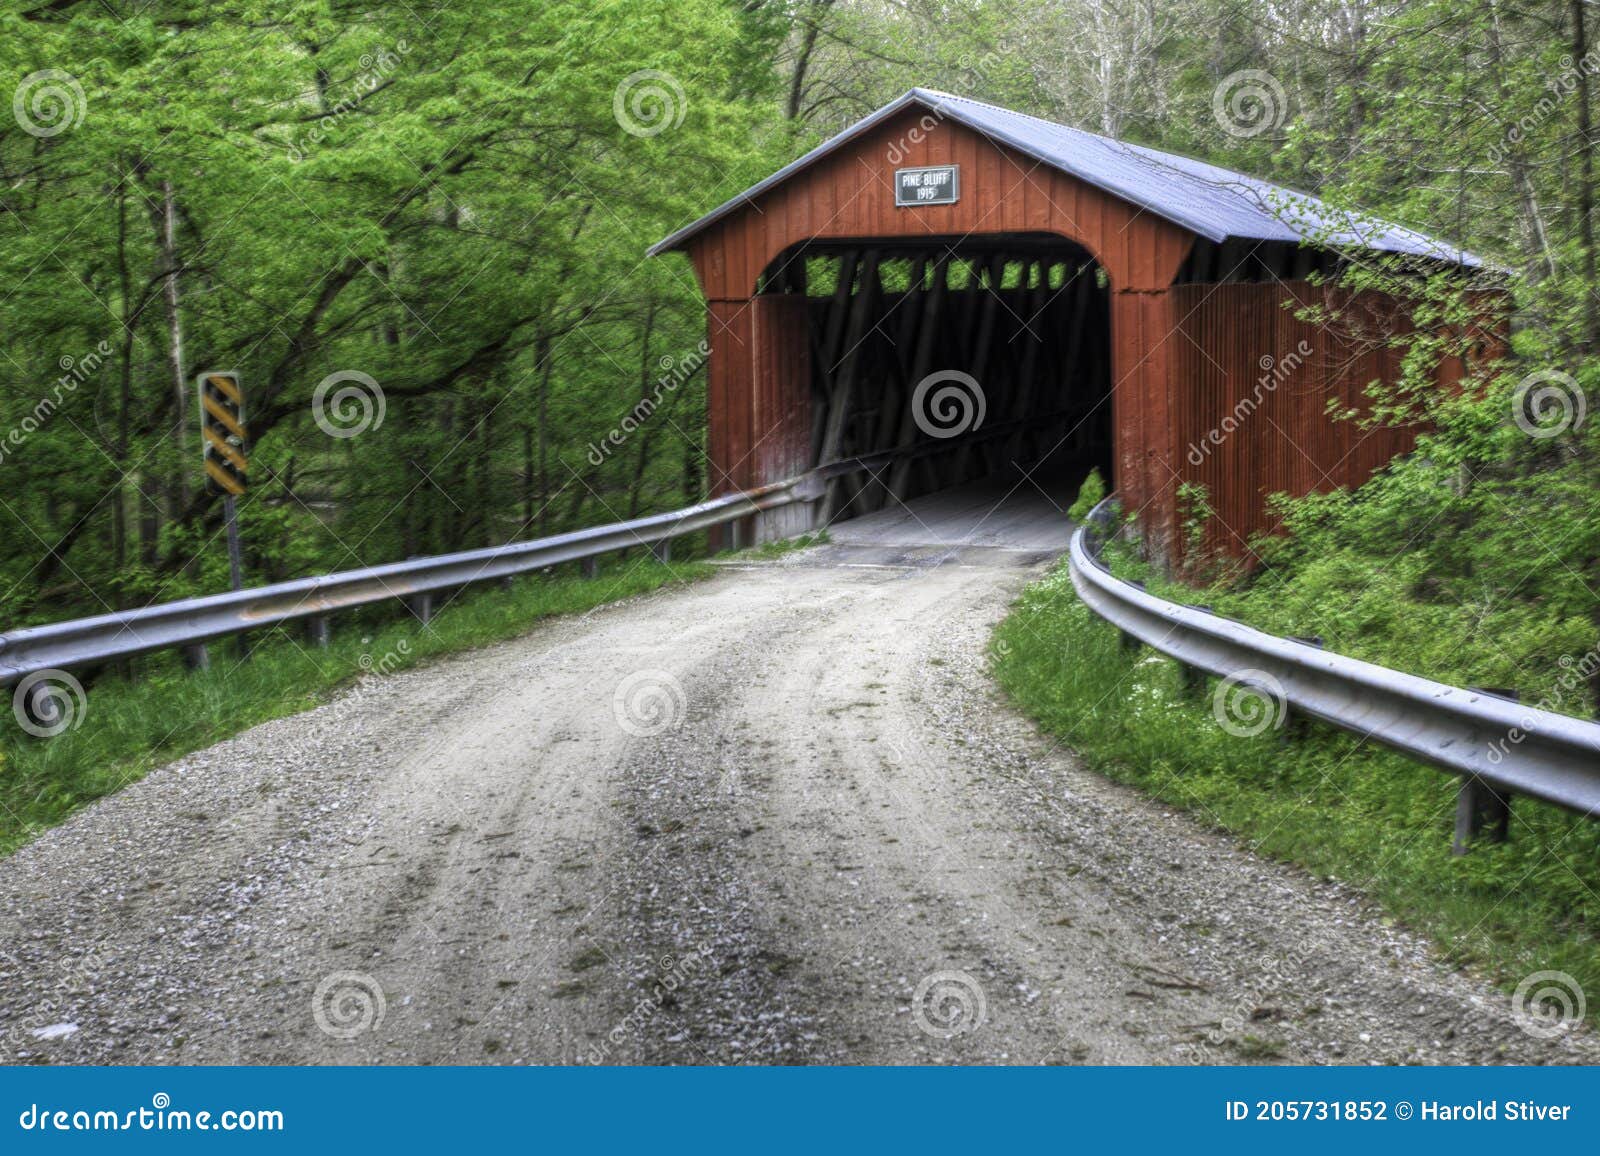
[683,110,1192,299]
[1167,283,1423,559]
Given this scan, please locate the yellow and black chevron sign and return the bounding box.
[198,371,248,496]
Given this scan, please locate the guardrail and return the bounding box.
[0,410,1065,702]
[0,469,833,697]
[1069,499,1600,847]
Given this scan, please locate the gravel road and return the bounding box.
[1,539,1594,1065]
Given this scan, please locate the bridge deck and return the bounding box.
[823,481,1075,551]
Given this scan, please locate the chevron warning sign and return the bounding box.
[198,371,248,496]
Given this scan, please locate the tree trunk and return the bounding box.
[159,180,191,507]
[1574,0,1599,349]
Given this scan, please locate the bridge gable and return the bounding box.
[681,106,1194,300]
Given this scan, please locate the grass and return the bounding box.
[992,560,1600,1024]
[730,529,830,560]
[0,556,710,856]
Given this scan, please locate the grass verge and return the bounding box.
[992,561,1600,1023]
[0,558,710,856]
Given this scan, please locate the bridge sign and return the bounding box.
[198,371,248,496]
[894,164,959,206]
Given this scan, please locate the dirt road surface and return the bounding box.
[1,490,1594,1065]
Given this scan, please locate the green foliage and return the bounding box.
[740,530,830,559]
[0,0,788,625]
[1067,467,1106,521]
[1175,481,1214,559]
[1152,367,1600,717]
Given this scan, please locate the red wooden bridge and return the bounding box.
[649,88,1490,560]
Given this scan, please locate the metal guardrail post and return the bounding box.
[1177,661,1205,697]
[1454,778,1513,854]
[1455,689,1519,853]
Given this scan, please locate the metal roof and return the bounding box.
[647,88,1479,266]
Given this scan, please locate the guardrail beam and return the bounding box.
[1069,497,1600,833]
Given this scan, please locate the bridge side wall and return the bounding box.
[1167,282,1461,562]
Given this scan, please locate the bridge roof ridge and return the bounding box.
[646,87,1480,267]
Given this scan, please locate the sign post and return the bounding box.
[198,370,247,593]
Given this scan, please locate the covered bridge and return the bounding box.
[648,89,1480,558]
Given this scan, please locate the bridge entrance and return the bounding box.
[756,235,1112,536]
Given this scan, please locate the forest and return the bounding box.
[0,0,1596,711]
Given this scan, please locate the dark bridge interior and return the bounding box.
[757,233,1113,523]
